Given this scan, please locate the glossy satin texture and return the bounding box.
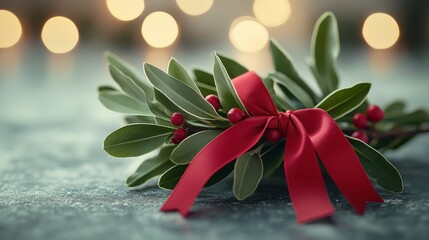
[161,71,383,223]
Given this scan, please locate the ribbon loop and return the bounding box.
[160,71,382,223]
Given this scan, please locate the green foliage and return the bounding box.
[268,72,315,108]
[348,136,403,193]
[269,39,318,102]
[105,51,155,101]
[213,54,247,113]
[127,145,176,187]
[170,130,222,165]
[308,12,340,96]
[217,54,248,79]
[103,124,174,157]
[97,12,420,199]
[98,86,151,115]
[316,83,371,120]
[193,69,217,96]
[144,63,225,121]
[261,141,285,176]
[233,153,264,200]
[158,162,234,190]
[168,58,202,95]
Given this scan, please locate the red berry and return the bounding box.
[352,131,369,143]
[205,94,221,111]
[173,128,187,143]
[266,129,281,142]
[352,113,368,129]
[170,112,184,126]
[227,108,245,124]
[366,104,384,123]
[171,137,181,144]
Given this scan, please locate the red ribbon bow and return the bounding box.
[161,71,383,223]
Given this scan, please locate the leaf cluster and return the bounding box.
[98,12,415,199]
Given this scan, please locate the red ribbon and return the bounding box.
[161,71,383,223]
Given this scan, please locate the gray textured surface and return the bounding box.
[1,48,429,240]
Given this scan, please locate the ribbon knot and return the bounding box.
[277,111,292,136]
[161,71,383,223]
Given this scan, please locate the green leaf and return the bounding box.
[373,135,415,152]
[108,64,147,102]
[272,82,296,110]
[213,54,247,112]
[126,145,176,187]
[269,72,315,108]
[105,52,168,118]
[384,101,406,116]
[347,136,403,193]
[144,63,224,120]
[388,136,415,150]
[337,100,369,123]
[194,69,215,84]
[263,78,289,111]
[125,115,157,124]
[316,82,371,120]
[269,39,318,102]
[168,58,202,95]
[309,12,340,96]
[154,89,200,121]
[105,52,155,101]
[383,109,429,126]
[170,130,222,165]
[158,162,234,190]
[124,115,172,127]
[217,54,248,79]
[104,124,174,157]
[261,141,285,176]
[193,69,217,96]
[233,153,264,200]
[99,85,116,91]
[195,81,218,96]
[98,86,151,115]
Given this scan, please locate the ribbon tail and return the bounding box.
[161,116,272,216]
[295,109,383,214]
[284,115,335,223]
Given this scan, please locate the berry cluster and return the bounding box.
[170,112,187,144]
[169,95,223,144]
[351,104,385,143]
[169,95,283,144]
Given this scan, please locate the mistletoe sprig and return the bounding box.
[98,12,429,200]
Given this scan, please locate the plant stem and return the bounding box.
[369,126,429,140]
[343,125,429,141]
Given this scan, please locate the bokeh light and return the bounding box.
[229,17,269,53]
[176,0,213,16]
[141,12,179,48]
[0,10,22,48]
[253,0,291,27]
[362,13,400,50]
[41,16,79,54]
[106,0,144,21]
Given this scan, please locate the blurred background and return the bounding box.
[1,0,429,155]
[1,0,429,126]
[1,2,429,239]
[0,0,428,139]
[1,0,429,154]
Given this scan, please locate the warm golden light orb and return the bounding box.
[229,17,269,53]
[141,12,179,48]
[106,0,145,21]
[0,10,22,48]
[362,13,400,50]
[176,0,213,16]
[253,0,291,27]
[41,16,79,54]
